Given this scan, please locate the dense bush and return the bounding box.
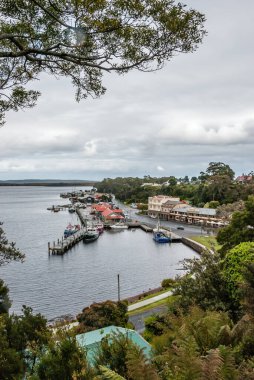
[223,242,254,301]
[77,300,128,333]
[161,278,176,288]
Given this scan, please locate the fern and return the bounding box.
[96,365,126,380]
[126,345,159,380]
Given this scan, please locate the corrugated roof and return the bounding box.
[173,206,216,216]
[76,325,152,364]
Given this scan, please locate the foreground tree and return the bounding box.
[0,0,206,125]
[0,222,24,266]
[222,242,254,304]
[0,278,11,313]
[0,306,50,379]
[0,222,24,313]
[95,332,159,380]
[77,300,128,333]
[173,250,240,320]
[31,335,95,380]
[217,196,254,254]
[152,307,238,380]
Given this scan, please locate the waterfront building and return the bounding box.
[148,195,226,227]
[101,208,125,222]
[148,195,181,215]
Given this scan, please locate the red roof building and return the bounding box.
[101,209,124,221]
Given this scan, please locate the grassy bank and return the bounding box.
[189,235,221,251]
[128,295,178,316]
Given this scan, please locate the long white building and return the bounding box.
[148,195,225,227]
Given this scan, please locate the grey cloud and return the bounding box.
[1,0,254,179]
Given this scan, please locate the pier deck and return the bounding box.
[48,229,86,255]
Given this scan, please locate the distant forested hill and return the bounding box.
[0,179,99,186]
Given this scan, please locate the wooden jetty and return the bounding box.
[140,224,153,232]
[48,229,86,255]
[127,222,182,241]
[76,208,86,226]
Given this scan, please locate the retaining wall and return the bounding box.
[181,237,207,254]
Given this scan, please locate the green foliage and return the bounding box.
[161,278,176,288]
[97,365,126,380]
[217,196,254,254]
[202,345,239,380]
[144,314,170,339]
[0,222,24,266]
[97,164,254,206]
[95,332,158,380]
[0,315,24,380]
[77,301,128,333]
[153,307,233,356]
[208,200,220,208]
[173,251,240,320]
[152,307,239,380]
[31,335,94,380]
[0,306,50,379]
[0,0,206,125]
[240,263,254,316]
[0,278,11,313]
[206,162,235,180]
[222,242,254,301]
[95,333,137,377]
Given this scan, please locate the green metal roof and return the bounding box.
[76,325,152,364]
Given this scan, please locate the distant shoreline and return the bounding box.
[0,182,98,187]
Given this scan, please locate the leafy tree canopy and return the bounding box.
[206,162,235,180]
[77,300,128,333]
[217,195,254,254]
[0,278,11,313]
[0,0,206,125]
[95,332,158,380]
[0,222,24,266]
[173,250,240,320]
[223,242,254,302]
[0,305,50,379]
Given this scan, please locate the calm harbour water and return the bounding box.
[0,186,198,320]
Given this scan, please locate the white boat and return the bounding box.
[111,223,128,229]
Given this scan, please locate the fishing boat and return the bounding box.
[153,219,171,243]
[153,231,171,243]
[83,227,99,243]
[64,223,80,238]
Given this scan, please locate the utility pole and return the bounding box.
[117,274,120,301]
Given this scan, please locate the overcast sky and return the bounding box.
[1,0,254,180]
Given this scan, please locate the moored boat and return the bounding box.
[95,222,104,234]
[153,231,171,243]
[153,219,171,243]
[111,222,128,229]
[83,228,99,243]
[64,223,80,238]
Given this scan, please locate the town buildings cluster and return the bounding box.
[148,195,226,227]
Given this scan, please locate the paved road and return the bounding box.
[129,305,168,333]
[128,290,172,312]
